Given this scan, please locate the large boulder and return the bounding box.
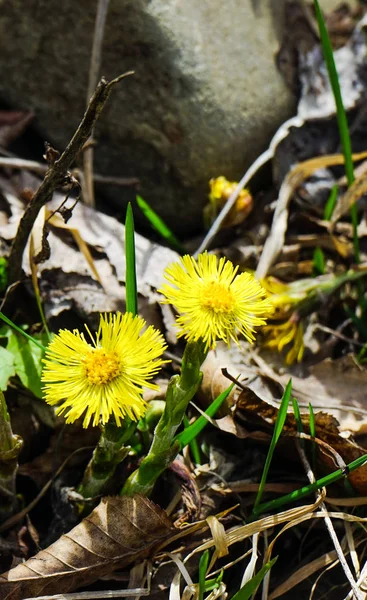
[0,0,349,236]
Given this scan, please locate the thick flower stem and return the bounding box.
[0,392,23,522]
[121,340,207,497]
[78,418,135,499]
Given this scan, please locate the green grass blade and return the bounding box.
[198,549,210,600]
[231,557,277,600]
[253,379,292,511]
[176,382,235,448]
[136,195,186,254]
[0,257,8,292]
[313,247,325,276]
[0,312,46,352]
[324,184,338,220]
[253,453,367,515]
[183,415,202,464]
[314,0,359,263]
[125,203,138,316]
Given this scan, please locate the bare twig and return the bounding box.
[0,156,139,187]
[83,0,111,207]
[7,73,133,284]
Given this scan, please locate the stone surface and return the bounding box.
[0,0,350,236]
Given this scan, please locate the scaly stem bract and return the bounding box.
[77,418,136,500]
[121,340,207,497]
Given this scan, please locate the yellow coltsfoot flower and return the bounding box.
[262,315,305,365]
[204,176,253,228]
[42,312,167,428]
[159,252,272,350]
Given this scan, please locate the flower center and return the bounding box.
[83,348,120,385]
[200,281,235,313]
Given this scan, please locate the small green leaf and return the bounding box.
[324,184,338,221]
[0,346,15,390]
[313,247,325,276]
[125,203,138,316]
[0,257,8,292]
[231,558,277,600]
[198,550,210,600]
[136,195,186,254]
[6,330,44,398]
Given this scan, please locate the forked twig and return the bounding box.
[7,72,133,284]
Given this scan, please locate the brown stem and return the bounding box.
[7,72,133,284]
[83,0,111,207]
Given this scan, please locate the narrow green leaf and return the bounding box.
[324,184,338,221]
[136,195,186,254]
[0,257,7,292]
[176,382,235,448]
[253,379,292,511]
[254,453,367,515]
[314,0,359,263]
[125,203,138,316]
[231,557,277,600]
[313,247,325,276]
[308,402,316,471]
[0,346,15,390]
[308,403,316,439]
[198,550,210,600]
[0,312,46,352]
[183,415,201,464]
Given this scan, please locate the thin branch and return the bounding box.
[83,0,111,207]
[7,72,133,285]
[0,156,139,187]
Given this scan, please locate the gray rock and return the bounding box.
[0,0,346,236]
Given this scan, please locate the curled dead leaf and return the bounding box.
[235,386,367,495]
[0,495,172,599]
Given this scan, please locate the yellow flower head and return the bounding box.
[159,252,272,350]
[205,176,253,228]
[42,312,167,428]
[262,316,305,365]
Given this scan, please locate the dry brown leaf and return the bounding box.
[235,384,367,495]
[254,353,367,435]
[256,150,367,279]
[332,169,367,225]
[47,211,103,286]
[0,495,172,599]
